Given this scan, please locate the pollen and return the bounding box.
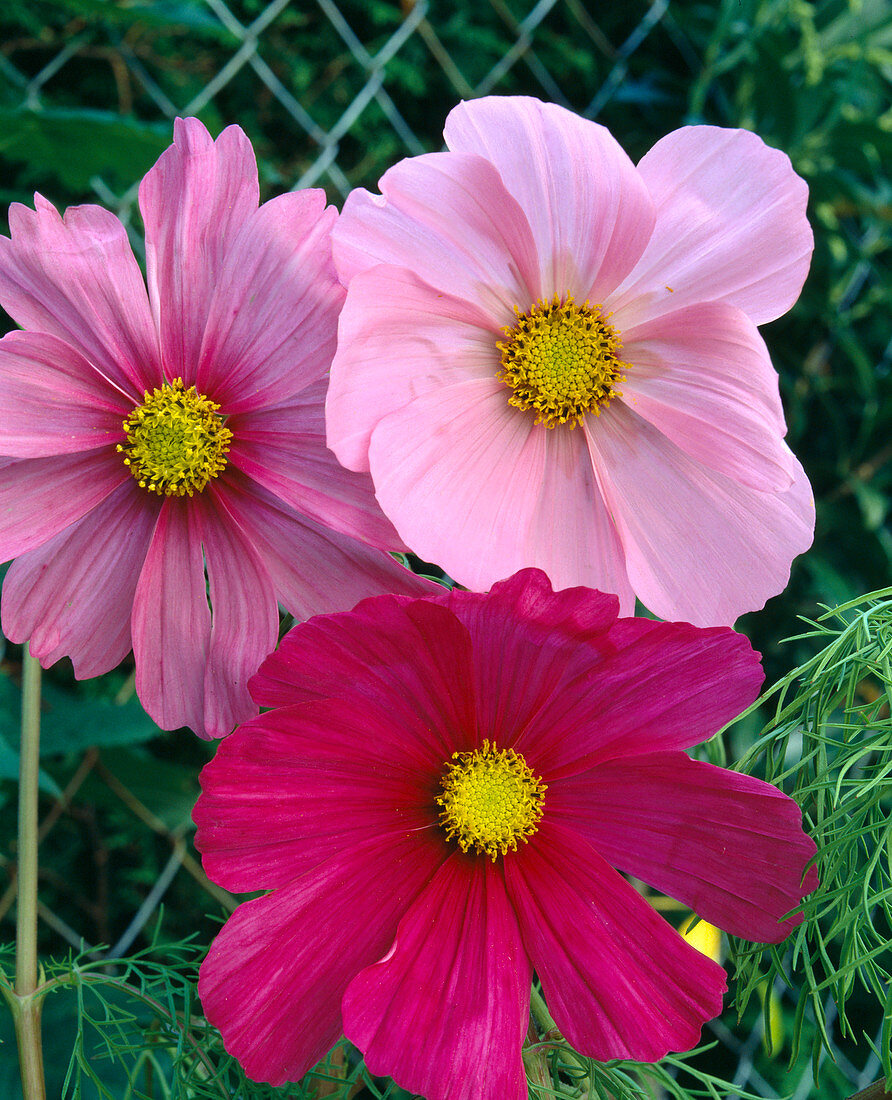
[118,378,233,497]
[497,293,626,429]
[437,739,546,861]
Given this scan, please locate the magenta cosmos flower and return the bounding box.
[326,96,816,626]
[195,568,817,1098]
[0,118,429,739]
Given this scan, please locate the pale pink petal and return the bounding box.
[131,500,209,735]
[620,301,794,491]
[343,854,530,1100]
[333,150,539,311]
[327,264,501,473]
[0,330,130,456]
[218,475,435,624]
[550,753,818,942]
[198,834,443,1086]
[194,695,449,892]
[506,823,727,1061]
[139,118,259,383]
[195,489,279,739]
[609,126,812,326]
[0,196,158,396]
[586,402,815,624]
[196,190,344,412]
[1,480,158,678]
[230,379,405,549]
[444,96,655,301]
[0,450,128,562]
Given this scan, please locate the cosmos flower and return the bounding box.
[195,568,817,1098]
[0,117,428,738]
[326,96,815,625]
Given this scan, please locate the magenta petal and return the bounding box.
[0,330,131,457]
[194,697,447,891]
[0,195,159,397]
[343,854,530,1100]
[198,834,443,1086]
[196,190,343,411]
[139,118,260,384]
[507,823,727,1061]
[0,450,128,562]
[131,500,209,735]
[2,480,158,678]
[196,490,278,739]
[444,96,655,301]
[550,752,817,942]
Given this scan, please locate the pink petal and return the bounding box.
[0,330,130,456]
[586,401,815,624]
[609,126,812,327]
[230,379,405,549]
[194,695,449,892]
[198,834,443,1086]
[333,150,540,312]
[443,96,656,301]
[621,301,795,491]
[506,822,727,1061]
[0,450,128,562]
[0,195,159,397]
[1,480,158,678]
[195,489,279,739]
[217,475,434,624]
[343,854,530,1100]
[196,190,344,412]
[550,752,818,942]
[326,263,502,473]
[131,499,209,735]
[139,118,260,384]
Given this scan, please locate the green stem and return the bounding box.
[14,652,46,1100]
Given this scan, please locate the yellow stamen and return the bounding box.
[118,378,232,497]
[437,739,546,861]
[497,293,626,429]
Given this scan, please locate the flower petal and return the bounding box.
[333,150,539,312]
[0,450,128,562]
[131,499,209,734]
[444,96,655,301]
[549,752,818,942]
[506,822,727,1061]
[0,331,130,457]
[139,118,260,384]
[610,126,812,326]
[198,834,443,1086]
[585,401,815,624]
[1,480,158,678]
[196,190,344,412]
[0,196,158,397]
[621,301,794,491]
[343,854,530,1100]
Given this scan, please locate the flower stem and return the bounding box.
[14,652,46,1100]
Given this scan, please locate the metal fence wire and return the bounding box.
[0,1,887,1097]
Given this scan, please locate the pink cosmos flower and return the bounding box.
[326,96,816,626]
[0,117,429,739]
[195,568,817,1098]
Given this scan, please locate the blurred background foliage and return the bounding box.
[0,0,889,1096]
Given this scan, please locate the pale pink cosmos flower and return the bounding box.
[0,117,429,739]
[196,568,817,1098]
[326,96,816,625]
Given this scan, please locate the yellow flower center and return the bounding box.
[437,740,546,861]
[118,378,232,497]
[497,293,626,429]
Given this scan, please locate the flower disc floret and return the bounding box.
[437,738,546,860]
[497,294,626,429]
[118,377,232,497]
